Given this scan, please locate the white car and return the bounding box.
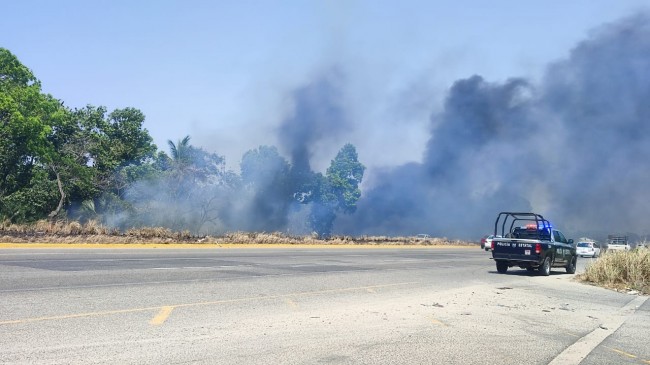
[576,242,601,258]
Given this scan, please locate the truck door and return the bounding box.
[553,230,571,263]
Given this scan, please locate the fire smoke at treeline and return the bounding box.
[1,13,649,240]
[1,52,364,237]
[119,73,364,238]
[339,12,650,240]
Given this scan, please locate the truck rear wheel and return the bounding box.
[565,255,577,274]
[496,261,508,273]
[538,257,551,276]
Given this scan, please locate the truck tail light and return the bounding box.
[535,243,541,254]
[491,241,495,250]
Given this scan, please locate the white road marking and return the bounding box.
[151,265,247,270]
[548,296,648,365]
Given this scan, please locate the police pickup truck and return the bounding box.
[490,212,577,276]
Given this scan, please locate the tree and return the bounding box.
[239,146,292,231]
[40,105,157,221]
[45,107,99,218]
[306,173,336,237]
[1,49,159,222]
[0,48,67,221]
[241,146,290,187]
[122,135,232,234]
[92,107,157,191]
[300,144,365,237]
[325,143,365,214]
[167,135,192,168]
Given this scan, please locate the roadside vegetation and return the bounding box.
[0,220,471,246]
[1,48,364,238]
[579,249,650,295]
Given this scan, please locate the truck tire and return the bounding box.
[538,257,551,276]
[496,261,508,273]
[565,255,577,274]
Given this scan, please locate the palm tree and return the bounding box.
[167,135,192,167]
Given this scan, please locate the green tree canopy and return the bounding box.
[167,135,192,168]
[0,48,158,222]
[305,143,365,237]
[326,143,365,214]
[0,48,66,221]
[241,145,290,187]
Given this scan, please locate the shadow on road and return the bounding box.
[487,270,573,276]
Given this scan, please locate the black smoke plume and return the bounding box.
[337,12,650,240]
[278,70,348,179]
[112,71,352,235]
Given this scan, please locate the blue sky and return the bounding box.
[2,0,648,172]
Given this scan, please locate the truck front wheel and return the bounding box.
[496,261,508,273]
[539,257,551,276]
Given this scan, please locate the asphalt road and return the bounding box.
[0,246,647,364]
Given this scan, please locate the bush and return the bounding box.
[579,249,650,294]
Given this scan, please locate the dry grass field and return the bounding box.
[579,248,650,294]
[0,219,472,246]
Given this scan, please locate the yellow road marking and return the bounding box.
[603,345,649,362]
[604,346,637,358]
[149,306,174,326]
[0,282,417,325]
[0,306,162,325]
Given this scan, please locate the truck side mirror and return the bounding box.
[568,239,574,244]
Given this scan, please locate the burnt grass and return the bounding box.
[0,220,474,246]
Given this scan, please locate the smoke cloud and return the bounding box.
[114,12,650,241]
[111,70,352,236]
[278,69,349,174]
[337,12,650,240]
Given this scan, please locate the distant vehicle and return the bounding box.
[607,235,630,251]
[490,212,577,276]
[480,235,498,251]
[576,242,601,258]
[416,234,430,239]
